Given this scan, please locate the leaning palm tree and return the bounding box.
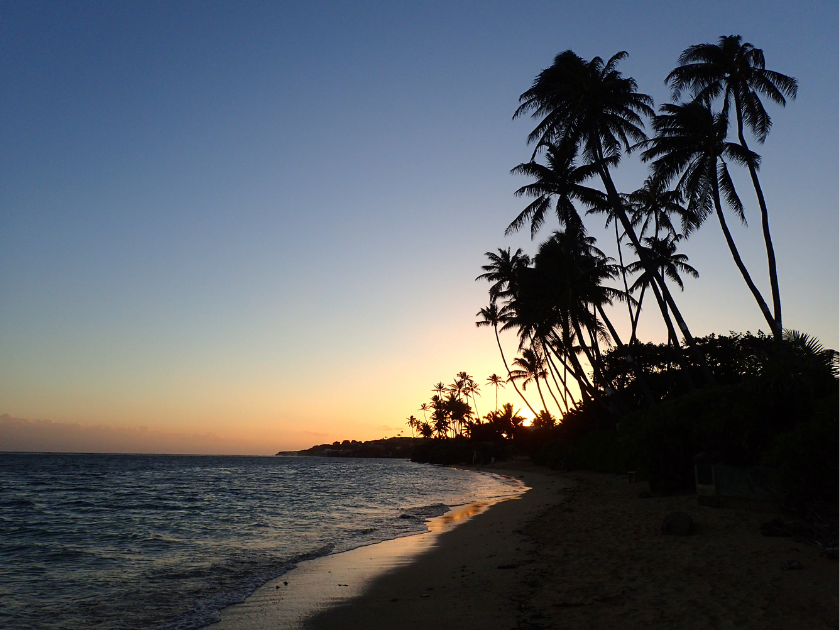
[509,347,550,415]
[625,234,699,345]
[514,50,714,385]
[486,373,506,411]
[508,141,608,239]
[642,101,780,337]
[667,36,798,333]
[476,247,531,302]
[405,415,419,437]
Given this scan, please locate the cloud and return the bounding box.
[0,414,306,455]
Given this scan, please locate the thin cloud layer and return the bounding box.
[0,414,320,455]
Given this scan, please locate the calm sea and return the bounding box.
[0,453,518,630]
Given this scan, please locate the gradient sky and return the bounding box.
[1,0,837,454]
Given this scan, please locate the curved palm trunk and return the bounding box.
[614,220,637,333]
[548,329,598,402]
[595,303,656,406]
[544,349,571,412]
[563,323,625,418]
[572,318,624,413]
[647,274,696,392]
[733,96,782,337]
[492,322,539,417]
[542,336,576,411]
[711,169,780,336]
[532,340,564,414]
[630,283,647,345]
[531,373,549,415]
[596,155,716,387]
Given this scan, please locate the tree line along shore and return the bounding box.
[289,36,837,508]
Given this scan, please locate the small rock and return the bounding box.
[781,560,803,570]
[661,512,694,536]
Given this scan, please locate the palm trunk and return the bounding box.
[595,303,656,406]
[533,340,564,414]
[492,322,539,417]
[630,283,647,345]
[711,166,780,336]
[544,336,576,410]
[596,152,716,387]
[544,348,571,412]
[647,274,696,392]
[548,329,598,402]
[615,219,637,333]
[733,96,782,337]
[568,321,626,417]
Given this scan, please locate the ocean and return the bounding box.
[0,453,519,630]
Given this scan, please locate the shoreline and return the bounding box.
[207,461,837,630]
[204,461,543,630]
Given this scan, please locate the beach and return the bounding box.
[211,459,837,630]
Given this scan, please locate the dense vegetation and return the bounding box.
[407,36,838,502]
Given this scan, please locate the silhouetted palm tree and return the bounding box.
[668,36,797,333]
[406,415,419,438]
[626,234,698,344]
[486,373,506,411]
[514,50,714,385]
[509,347,550,415]
[475,301,539,417]
[642,101,779,336]
[476,247,531,303]
[508,142,609,239]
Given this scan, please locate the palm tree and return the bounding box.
[667,36,798,334]
[625,234,698,345]
[624,176,699,240]
[475,301,539,417]
[514,50,715,385]
[476,247,531,302]
[641,101,780,337]
[486,373,506,411]
[456,372,481,419]
[508,142,608,239]
[509,347,550,415]
[405,415,419,437]
[418,402,430,424]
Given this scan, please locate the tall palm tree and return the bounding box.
[641,101,780,337]
[405,415,419,437]
[486,373,506,411]
[625,234,699,344]
[508,347,549,414]
[667,36,798,334]
[514,50,714,385]
[456,372,481,419]
[476,247,531,302]
[475,302,539,417]
[508,142,609,239]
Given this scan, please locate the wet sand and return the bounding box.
[209,462,837,630]
[205,464,550,630]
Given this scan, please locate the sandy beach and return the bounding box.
[210,460,837,630]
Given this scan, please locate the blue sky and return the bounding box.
[1,0,837,453]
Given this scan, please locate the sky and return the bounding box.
[1,0,837,454]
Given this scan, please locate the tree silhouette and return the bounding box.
[642,101,779,337]
[667,36,797,334]
[486,373,506,411]
[515,50,715,385]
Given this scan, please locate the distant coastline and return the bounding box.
[277,436,425,459]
